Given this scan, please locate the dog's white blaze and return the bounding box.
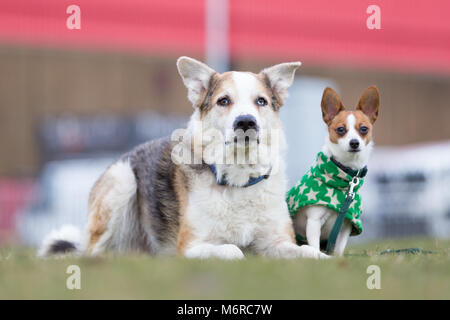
[339,114,360,150]
[226,72,261,129]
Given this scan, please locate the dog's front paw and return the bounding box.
[296,245,330,259]
[272,242,330,259]
[215,244,245,260]
[185,243,245,260]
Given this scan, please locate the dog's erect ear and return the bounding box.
[321,87,345,125]
[260,62,301,103]
[177,56,217,106]
[357,86,379,123]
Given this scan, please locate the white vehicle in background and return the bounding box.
[361,141,450,241]
[17,157,115,247]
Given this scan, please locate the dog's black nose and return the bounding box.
[233,115,258,132]
[349,139,360,149]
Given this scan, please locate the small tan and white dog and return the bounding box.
[290,86,379,256]
[39,57,328,260]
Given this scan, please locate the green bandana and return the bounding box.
[287,152,365,237]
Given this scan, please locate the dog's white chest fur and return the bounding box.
[187,171,288,247]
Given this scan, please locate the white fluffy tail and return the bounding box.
[38,225,82,257]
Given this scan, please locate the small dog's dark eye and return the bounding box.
[336,126,347,136]
[256,97,268,107]
[359,126,369,135]
[217,97,231,106]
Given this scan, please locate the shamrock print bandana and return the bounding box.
[286,152,365,236]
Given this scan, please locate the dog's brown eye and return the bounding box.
[336,126,346,136]
[359,126,369,135]
[256,97,268,107]
[217,97,231,106]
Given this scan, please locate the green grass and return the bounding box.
[0,237,449,299]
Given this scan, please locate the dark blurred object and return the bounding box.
[39,112,188,162]
[40,116,134,160]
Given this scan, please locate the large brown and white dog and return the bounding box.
[39,57,328,260]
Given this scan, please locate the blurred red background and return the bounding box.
[1,0,449,74]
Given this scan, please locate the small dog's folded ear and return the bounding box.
[357,86,380,123]
[260,62,301,103]
[177,56,216,106]
[321,87,345,124]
